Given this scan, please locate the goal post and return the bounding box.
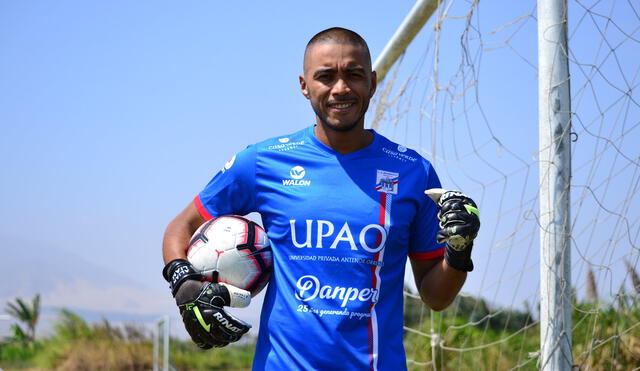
[370,0,442,131]
[153,315,170,371]
[537,0,573,369]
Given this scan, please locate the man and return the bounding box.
[162,27,480,370]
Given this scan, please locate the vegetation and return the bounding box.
[404,292,640,370]
[0,306,255,370]
[1,292,638,370]
[5,295,41,344]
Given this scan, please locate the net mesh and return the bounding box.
[372,0,640,369]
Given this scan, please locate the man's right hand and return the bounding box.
[163,259,252,349]
[175,280,252,349]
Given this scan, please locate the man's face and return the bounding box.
[300,42,377,132]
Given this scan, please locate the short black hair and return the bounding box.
[304,27,372,68]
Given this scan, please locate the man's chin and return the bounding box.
[321,118,361,132]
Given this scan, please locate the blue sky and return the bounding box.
[0,0,422,283]
[1,0,638,331]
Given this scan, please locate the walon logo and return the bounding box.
[283,166,311,186]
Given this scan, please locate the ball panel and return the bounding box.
[186,215,272,296]
[204,217,249,252]
[186,218,215,255]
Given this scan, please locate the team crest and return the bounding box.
[375,170,399,194]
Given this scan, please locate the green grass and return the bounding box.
[0,309,255,370]
[403,294,640,370]
[171,340,255,371]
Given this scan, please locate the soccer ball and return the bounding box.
[187,215,272,297]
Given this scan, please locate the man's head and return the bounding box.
[300,27,377,132]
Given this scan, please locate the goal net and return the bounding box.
[370,0,640,369]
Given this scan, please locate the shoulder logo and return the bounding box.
[221,155,236,173]
[283,166,311,186]
[268,138,305,151]
[289,166,306,179]
[376,169,399,194]
[381,147,417,162]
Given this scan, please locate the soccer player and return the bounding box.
[162,27,480,370]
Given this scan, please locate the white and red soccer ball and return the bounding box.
[187,215,272,297]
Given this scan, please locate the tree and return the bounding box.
[5,294,41,343]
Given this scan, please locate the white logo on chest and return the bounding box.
[295,275,379,307]
[282,166,311,186]
[289,220,387,253]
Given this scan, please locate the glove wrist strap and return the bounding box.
[444,243,474,272]
[162,259,202,296]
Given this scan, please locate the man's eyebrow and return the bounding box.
[313,68,335,77]
[346,66,366,73]
[313,66,366,77]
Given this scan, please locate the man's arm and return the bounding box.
[410,257,466,311]
[162,201,252,349]
[411,189,480,311]
[162,201,206,263]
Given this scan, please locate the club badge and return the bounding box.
[375,170,399,194]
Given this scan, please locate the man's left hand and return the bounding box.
[426,189,480,271]
[435,190,480,250]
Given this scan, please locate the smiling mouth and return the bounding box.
[328,102,356,110]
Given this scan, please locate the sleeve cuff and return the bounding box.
[409,246,445,261]
[193,194,214,221]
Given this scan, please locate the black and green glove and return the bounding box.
[427,190,480,272]
[163,259,251,349]
[175,280,251,349]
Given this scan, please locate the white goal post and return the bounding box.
[153,315,170,371]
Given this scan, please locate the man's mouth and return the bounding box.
[328,101,356,110]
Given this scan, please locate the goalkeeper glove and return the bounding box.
[426,190,480,272]
[163,259,251,349]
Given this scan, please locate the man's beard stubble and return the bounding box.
[311,100,369,133]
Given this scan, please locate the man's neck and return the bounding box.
[313,123,374,155]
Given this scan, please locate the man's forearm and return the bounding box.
[418,258,467,311]
[162,219,193,263]
[162,202,206,264]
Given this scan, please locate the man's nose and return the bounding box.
[332,78,351,95]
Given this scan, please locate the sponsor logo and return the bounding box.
[381,147,417,162]
[289,166,305,179]
[282,166,311,186]
[221,155,236,173]
[171,266,190,285]
[295,275,379,307]
[212,312,242,333]
[376,169,399,194]
[289,220,386,253]
[267,140,305,151]
[288,254,384,267]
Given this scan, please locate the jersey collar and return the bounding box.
[306,125,380,158]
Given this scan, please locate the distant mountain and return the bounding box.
[0,238,264,339]
[1,240,174,315]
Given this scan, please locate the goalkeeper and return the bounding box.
[162,27,480,369]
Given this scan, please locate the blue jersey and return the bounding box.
[195,125,444,370]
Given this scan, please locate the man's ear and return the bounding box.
[370,70,378,97]
[299,75,310,99]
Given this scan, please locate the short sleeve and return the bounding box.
[408,159,445,260]
[194,145,257,220]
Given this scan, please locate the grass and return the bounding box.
[403,294,640,370]
[0,309,255,370]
